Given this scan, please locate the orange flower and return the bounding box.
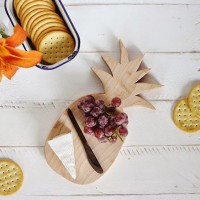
[0,24,42,81]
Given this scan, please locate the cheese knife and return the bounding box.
[67,108,103,174]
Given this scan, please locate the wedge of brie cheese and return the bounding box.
[48,133,76,179]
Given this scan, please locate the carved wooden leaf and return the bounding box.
[92,40,161,109]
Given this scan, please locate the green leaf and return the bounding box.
[0,30,9,38]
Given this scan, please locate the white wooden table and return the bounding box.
[1,0,200,199]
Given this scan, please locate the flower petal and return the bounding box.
[4,46,42,68]
[2,65,18,80]
[5,24,27,47]
[0,71,2,82]
[0,38,6,45]
[0,45,10,57]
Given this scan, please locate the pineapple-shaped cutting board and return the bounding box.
[44,41,161,184]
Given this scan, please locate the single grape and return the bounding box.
[84,126,94,135]
[82,102,94,113]
[85,116,97,127]
[104,126,115,137]
[94,128,104,139]
[109,115,116,126]
[95,99,105,109]
[111,97,121,107]
[121,112,128,120]
[85,95,95,103]
[90,107,103,118]
[122,119,129,126]
[98,115,108,128]
[119,126,128,137]
[115,113,126,125]
[97,137,107,143]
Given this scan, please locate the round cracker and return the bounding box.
[38,31,75,64]
[0,160,23,196]
[18,0,55,16]
[29,14,64,37]
[15,0,26,17]
[25,8,54,36]
[30,18,65,43]
[19,1,54,20]
[21,9,49,33]
[35,27,68,49]
[14,0,20,11]
[188,83,200,117]
[173,99,200,132]
[32,22,67,45]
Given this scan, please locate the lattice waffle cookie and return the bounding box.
[0,160,23,196]
[14,0,75,64]
[188,83,200,117]
[173,83,200,133]
[173,99,200,132]
[37,31,75,64]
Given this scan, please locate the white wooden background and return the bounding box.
[1,0,200,199]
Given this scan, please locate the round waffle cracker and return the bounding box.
[29,17,65,40]
[32,22,67,45]
[30,18,65,43]
[21,9,49,33]
[14,0,20,11]
[0,160,23,196]
[25,8,55,36]
[35,27,68,50]
[38,31,75,64]
[15,0,26,17]
[188,83,200,117]
[19,1,55,20]
[27,12,64,35]
[173,99,200,132]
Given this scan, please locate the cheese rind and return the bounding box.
[48,133,76,179]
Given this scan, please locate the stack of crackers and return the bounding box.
[14,0,75,64]
[173,83,200,133]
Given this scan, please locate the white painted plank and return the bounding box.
[1,5,200,53]
[62,0,200,5]
[2,194,200,200]
[0,53,199,101]
[66,5,200,53]
[0,146,200,197]
[1,0,200,7]
[0,101,199,146]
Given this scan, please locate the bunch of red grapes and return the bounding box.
[78,95,128,143]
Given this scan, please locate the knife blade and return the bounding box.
[67,108,103,174]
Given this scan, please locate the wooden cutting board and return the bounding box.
[44,94,124,184]
[44,41,161,184]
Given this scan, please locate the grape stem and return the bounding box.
[114,127,124,142]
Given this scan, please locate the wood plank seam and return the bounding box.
[0,146,200,156]
[121,146,200,158]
